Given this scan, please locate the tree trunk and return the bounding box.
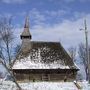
[85,65,88,80]
[6,42,11,66]
[0,59,22,90]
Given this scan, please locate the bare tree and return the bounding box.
[0,17,14,66]
[14,44,21,57]
[0,71,3,78]
[68,46,76,62]
[76,72,83,81]
[0,17,22,90]
[0,58,22,90]
[78,43,90,80]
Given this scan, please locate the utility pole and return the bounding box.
[80,19,90,83]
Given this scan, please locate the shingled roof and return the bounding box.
[12,41,78,70]
[12,16,78,70]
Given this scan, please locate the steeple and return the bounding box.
[20,16,32,40]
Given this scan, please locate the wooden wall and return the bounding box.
[14,73,77,82]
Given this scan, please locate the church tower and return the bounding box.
[20,16,32,40]
[20,16,32,53]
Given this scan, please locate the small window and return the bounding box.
[42,74,49,81]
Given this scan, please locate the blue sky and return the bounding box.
[0,0,90,49]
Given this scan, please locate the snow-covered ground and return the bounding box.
[0,80,90,90]
[77,81,90,90]
[19,82,78,90]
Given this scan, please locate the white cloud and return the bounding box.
[1,0,26,4]
[49,0,75,3]
[79,0,90,2]
[63,0,90,2]
[29,8,45,25]
[73,12,87,19]
[66,0,90,2]
[50,0,90,3]
[63,0,75,2]
[31,14,90,49]
[45,10,68,17]
[27,8,69,26]
[2,0,90,4]
[19,9,68,23]
[14,14,90,50]
[13,8,90,50]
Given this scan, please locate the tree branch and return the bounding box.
[0,58,22,90]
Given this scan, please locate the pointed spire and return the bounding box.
[20,15,32,40]
[24,16,29,28]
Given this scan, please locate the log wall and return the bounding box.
[14,73,76,82]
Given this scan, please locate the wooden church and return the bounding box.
[12,16,79,82]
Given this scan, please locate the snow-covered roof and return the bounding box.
[12,41,78,70]
[12,55,70,69]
